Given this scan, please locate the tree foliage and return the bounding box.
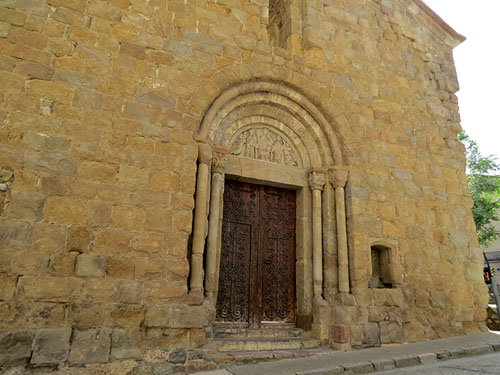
[458,132,500,246]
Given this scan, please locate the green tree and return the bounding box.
[459,132,500,246]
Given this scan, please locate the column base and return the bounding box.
[185,289,204,305]
[336,292,356,306]
[331,342,351,351]
[312,323,330,340]
[313,294,327,306]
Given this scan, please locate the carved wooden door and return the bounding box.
[216,179,296,327]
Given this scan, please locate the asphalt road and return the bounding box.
[375,352,500,374]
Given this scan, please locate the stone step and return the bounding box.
[215,337,321,352]
[214,327,304,339]
[224,348,333,362]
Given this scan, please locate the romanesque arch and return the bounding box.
[188,80,350,330]
[197,81,343,167]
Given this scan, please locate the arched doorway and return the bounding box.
[188,80,347,331]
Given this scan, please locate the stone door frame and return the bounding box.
[223,159,309,328]
[188,80,349,333]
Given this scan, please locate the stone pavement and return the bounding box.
[193,332,500,375]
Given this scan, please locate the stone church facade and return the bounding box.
[0,0,488,372]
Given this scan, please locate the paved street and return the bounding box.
[194,333,500,375]
[375,352,500,374]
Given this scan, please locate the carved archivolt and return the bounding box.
[199,81,343,169]
[230,127,299,167]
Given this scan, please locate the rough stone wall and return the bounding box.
[0,0,487,371]
[328,0,487,345]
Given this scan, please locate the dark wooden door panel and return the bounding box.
[216,180,296,326]
[260,186,296,323]
[216,181,258,324]
[216,221,252,323]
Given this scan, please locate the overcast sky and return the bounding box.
[422,0,500,160]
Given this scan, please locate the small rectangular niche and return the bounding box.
[369,245,393,289]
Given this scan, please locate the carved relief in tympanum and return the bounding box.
[230,127,298,167]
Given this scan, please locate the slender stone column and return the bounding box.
[322,182,336,302]
[214,176,225,297]
[330,167,349,294]
[204,148,228,301]
[189,143,213,297]
[309,170,326,303]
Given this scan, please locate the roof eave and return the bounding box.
[412,0,466,48]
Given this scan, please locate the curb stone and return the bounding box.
[417,352,438,364]
[463,344,494,356]
[448,348,465,358]
[200,342,500,375]
[491,342,500,351]
[392,355,420,368]
[342,362,374,374]
[435,350,450,360]
[370,359,395,372]
[296,366,344,375]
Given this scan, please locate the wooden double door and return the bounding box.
[216,179,296,327]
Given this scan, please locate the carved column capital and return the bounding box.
[211,146,229,174]
[198,143,213,166]
[329,167,349,188]
[309,170,326,191]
